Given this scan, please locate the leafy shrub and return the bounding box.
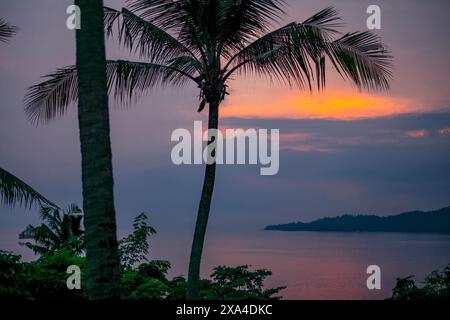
[201,265,285,300]
[0,249,86,300]
[119,213,156,269]
[2,212,284,300]
[391,265,450,300]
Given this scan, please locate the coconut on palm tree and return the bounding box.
[25,0,393,299]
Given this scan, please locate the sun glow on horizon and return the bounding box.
[221,90,413,120]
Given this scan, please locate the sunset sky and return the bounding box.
[1,0,450,257]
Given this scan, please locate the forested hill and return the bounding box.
[265,206,450,233]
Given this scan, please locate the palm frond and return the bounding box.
[166,55,202,76]
[21,242,51,256]
[19,204,84,255]
[104,7,198,64]
[127,0,188,32]
[0,168,58,209]
[127,0,285,60]
[19,223,59,244]
[224,7,392,91]
[18,224,38,240]
[124,1,211,65]
[125,1,212,64]
[325,31,393,90]
[108,60,198,104]
[224,23,324,89]
[225,7,341,69]
[0,18,18,43]
[19,223,60,255]
[215,0,286,57]
[25,60,198,123]
[301,6,343,37]
[24,66,78,124]
[39,206,63,236]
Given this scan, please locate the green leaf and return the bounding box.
[0,168,57,209]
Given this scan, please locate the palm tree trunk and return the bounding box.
[75,0,121,299]
[186,101,219,300]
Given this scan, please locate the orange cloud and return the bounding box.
[221,90,412,120]
[438,128,450,135]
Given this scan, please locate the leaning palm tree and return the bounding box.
[19,204,84,255]
[24,0,393,299]
[0,167,57,208]
[0,18,17,43]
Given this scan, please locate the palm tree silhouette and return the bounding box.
[19,204,84,255]
[22,0,122,299]
[24,1,393,299]
[73,0,122,299]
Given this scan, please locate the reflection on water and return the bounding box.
[151,229,450,300]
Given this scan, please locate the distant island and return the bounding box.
[265,206,450,233]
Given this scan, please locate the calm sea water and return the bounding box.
[151,229,450,300]
[2,228,450,299]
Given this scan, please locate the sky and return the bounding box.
[1,0,450,252]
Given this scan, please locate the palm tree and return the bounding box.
[19,204,84,255]
[21,0,122,298]
[0,167,57,208]
[24,0,393,299]
[72,0,122,299]
[0,18,17,43]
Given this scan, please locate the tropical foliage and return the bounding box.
[391,265,450,300]
[19,204,84,255]
[0,248,284,300]
[119,212,157,268]
[0,249,86,300]
[18,205,156,267]
[201,265,285,300]
[0,210,284,300]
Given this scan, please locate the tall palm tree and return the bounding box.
[24,0,393,299]
[21,0,121,298]
[19,204,84,255]
[72,0,122,299]
[0,167,57,208]
[0,18,17,43]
